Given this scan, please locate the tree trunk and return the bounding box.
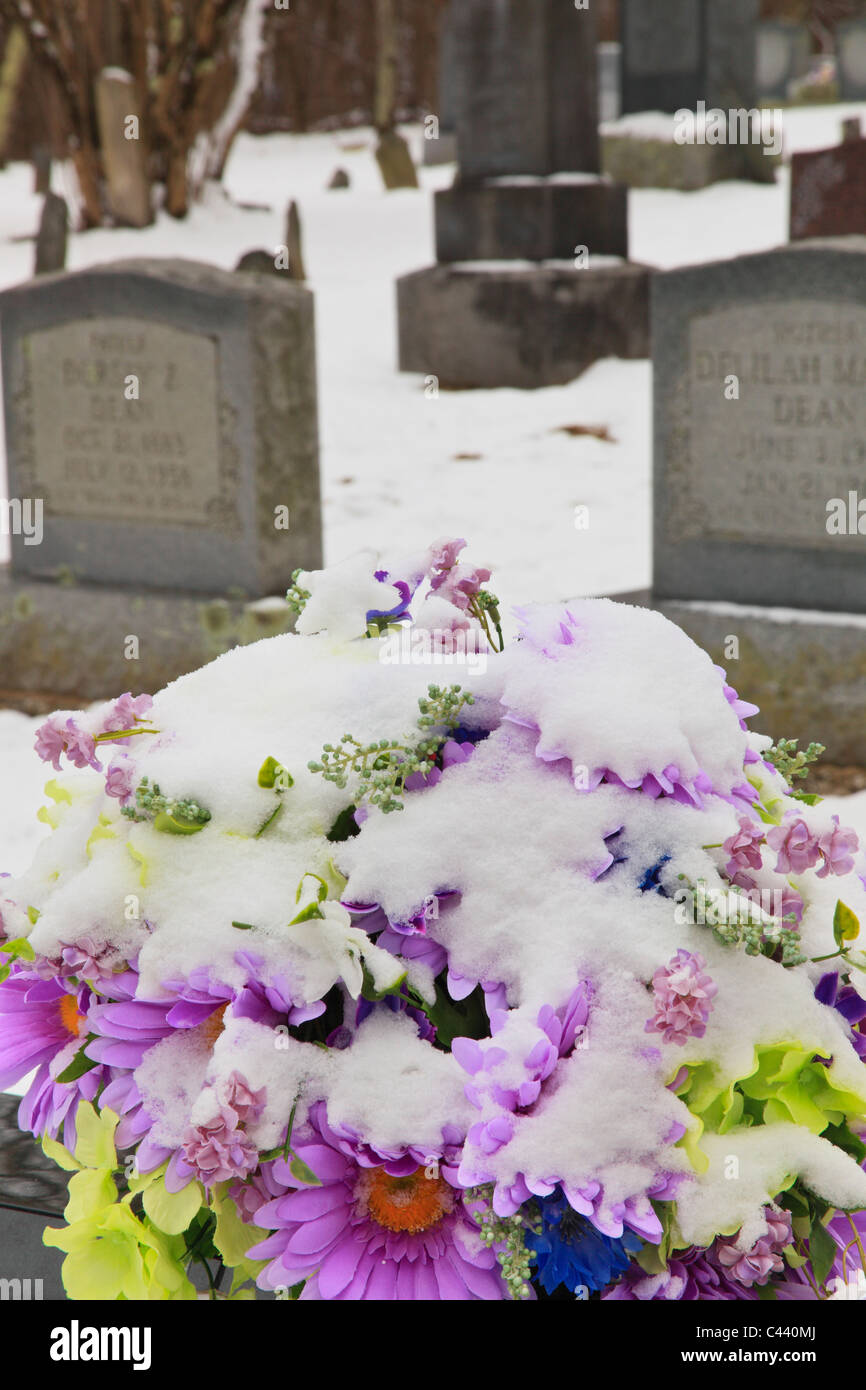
[165,144,190,218]
[0,24,28,164]
[374,0,398,133]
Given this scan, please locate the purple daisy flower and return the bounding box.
[0,967,107,1145]
[247,1102,504,1300]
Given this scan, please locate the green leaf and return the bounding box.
[73,1103,118,1170]
[255,802,284,838]
[55,1037,100,1084]
[289,1154,322,1187]
[26,905,40,925]
[790,791,822,806]
[808,1219,837,1288]
[142,1174,204,1236]
[326,805,360,842]
[0,936,35,962]
[822,1120,866,1165]
[834,900,860,949]
[426,973,490,1050]
[153,810,206,836]
[258,757,293,790]
[289,901,325,924]
[360,960,408,1003]
[296,873,329,905]
[232,921,257,931]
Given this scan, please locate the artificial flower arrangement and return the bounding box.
[3,537,866,1301]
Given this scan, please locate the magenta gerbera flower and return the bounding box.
[247,1103,506,1300]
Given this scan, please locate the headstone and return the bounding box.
[95,69,152,228]
[285,200,306,281]
[236,248,282,275]
[843,116,863,142]
[837,19,866,102]
[398,0,647,390]
[327,168,350,190]
[646,240,866,763]
[790,140,866,241]
[0,259,321,597]
[757,21,811,101]
[620,0,759,115]
[0,1093,66,1300]
[598,42,621,124]
[653,241,866,614]
[33,192,68,276]
[0,259,320,697]
[424,0,460,166]
[374,129,419,190]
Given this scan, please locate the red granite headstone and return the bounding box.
[790,138,866,240]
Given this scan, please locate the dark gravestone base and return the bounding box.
[397,262,650,390]
[615,593,866,767]
[435,178,628,261]
[0,566,295,703]
[0,1093,67,1300]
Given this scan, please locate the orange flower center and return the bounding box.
[359,1166,454,1234]
[201,1002,229,1048]
[58,993,85,1037]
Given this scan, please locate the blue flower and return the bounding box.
[526,1194,643,1296]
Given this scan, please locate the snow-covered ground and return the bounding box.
[1,103,866,945]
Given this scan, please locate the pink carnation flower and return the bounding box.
[816,816,859,879]
[714,1207,792,1288]
[766,816,820,876]
[645,950,717,1046]
[722,817,765,876]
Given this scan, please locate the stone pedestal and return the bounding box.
[398,261,650,391]
[614,592,866,768]
[435,177,628,262]
[0,567,295,704]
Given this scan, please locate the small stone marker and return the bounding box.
[790,140,866,241]
[236,248,281,275]
[645,240,866,763]
[95,68,152,228]
[327,168,350,190]
[837,19,866,102]
[375,129,419,190]
[33,191,68,276]
[842,116,863,143]
[285,200,306,281]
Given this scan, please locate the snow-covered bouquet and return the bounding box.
[4,537,866,1302]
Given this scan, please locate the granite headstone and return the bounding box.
[653,241,866,614]
[757,21,811,101]
[837,19,866,102]
[0,259,321,598]
[790,140,866,241]
[620,0,759,115]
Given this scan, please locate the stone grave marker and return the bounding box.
[790,139,866,241]
[398,0,648,390]
[757,21,811,101]
[620,0,759,116]
[95,69,152,228]
[33,191,68,276]
[837,19,866,102]
[424,0,460,166]
[0,258,322,698]
[645,241,866,762]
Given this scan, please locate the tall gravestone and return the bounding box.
[790,139,866,241]
[0,259,322,700]
[645,241,866,763]
[398,0,649,390]
[620,0,759,115]
[423,1,460,166]
[757,21,811,101]
[837,19,866,102]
